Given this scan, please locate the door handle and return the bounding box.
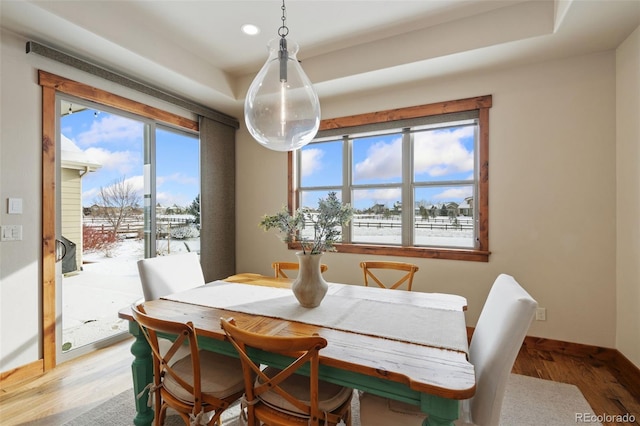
[55,239,67,263]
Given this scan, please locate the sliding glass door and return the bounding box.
[57,96,199,361]
[149,127,200,258]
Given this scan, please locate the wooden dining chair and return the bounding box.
[272,261,328,278]
[220,317,353,426]
[131,303,245,426]
[359,261,419,291]
[359,273,538,426]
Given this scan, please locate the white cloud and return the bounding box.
[354,137,402,181]
[301,148,324,177]
[156,192,194,208]
[157,172,198,187]
[433,187,473,200]
[156,173,198,207]
[84,175,144,204]
[414,127,474,177]
[354,188,401,205]
[84,147,139,175]
[123,175,145,194]
[156,191,174,206]
[77,115,143,147]
[81,187,100,201]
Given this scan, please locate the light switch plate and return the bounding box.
[8,198,23,214]
[1,225,23,241]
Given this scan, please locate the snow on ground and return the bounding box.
[334,219,473,248]
[62,238,192,351]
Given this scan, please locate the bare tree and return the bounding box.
[95,176,141,237]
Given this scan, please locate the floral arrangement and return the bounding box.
[259,192,354,255]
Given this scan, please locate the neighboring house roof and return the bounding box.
[61,134,102,172]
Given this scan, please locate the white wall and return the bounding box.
[616,27,640,367]
[0,29,195,372]
[0,29,43,372]
[237,50,619,350]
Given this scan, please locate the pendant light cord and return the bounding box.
[278,0,289,82]
[278,0,289,38]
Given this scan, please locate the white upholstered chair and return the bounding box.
[359,273,538,426]
[137,252,206,366]
[137,252,205,301]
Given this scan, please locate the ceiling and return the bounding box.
[2,0,639,117]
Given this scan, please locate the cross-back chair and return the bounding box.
[359,261,419,291]
[359,273,537,425]
[131,303,245,426]
[272,261,328,279]
[220,317,353,426]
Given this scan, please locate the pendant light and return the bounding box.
[244,0,320,152]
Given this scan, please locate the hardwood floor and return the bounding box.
[1,337,638,425]
[512,344,640,426]
[0,338,135,425]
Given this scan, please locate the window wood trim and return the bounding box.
[40,71,199,371]
[39,71,198,131]
[287,95,491,262]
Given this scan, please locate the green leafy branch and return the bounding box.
[259,192,354,255]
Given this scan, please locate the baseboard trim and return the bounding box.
[467,327,640,398]
[0,359,44,390]
[521,335,615,359]
[607,348,640,399]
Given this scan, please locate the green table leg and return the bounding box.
[421,394,459,426]
[129,321,154,426]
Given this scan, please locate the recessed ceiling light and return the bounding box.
[241,24,260,36]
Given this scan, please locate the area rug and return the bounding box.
[63,374,599,425]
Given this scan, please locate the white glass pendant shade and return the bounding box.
[245,38,320,151]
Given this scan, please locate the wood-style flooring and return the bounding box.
[512,343,640,426]
[0,337,638,425]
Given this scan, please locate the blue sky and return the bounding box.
[300,125,475,210]
[61,107,199,209]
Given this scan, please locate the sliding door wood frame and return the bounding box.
[39,70,199,370]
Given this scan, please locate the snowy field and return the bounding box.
[311,217,474,248]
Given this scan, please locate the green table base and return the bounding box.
[126,321,460,426]
[128,321,154,426]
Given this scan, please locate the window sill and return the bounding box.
[287,243,490,262]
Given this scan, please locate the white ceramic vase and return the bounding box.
[291,252,328,308]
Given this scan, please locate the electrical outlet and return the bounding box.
[536,307,546,321]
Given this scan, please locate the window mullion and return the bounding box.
[143,123,156,258]
[343,136,352,243]
[402,129,413,246]
[473,121,481,250]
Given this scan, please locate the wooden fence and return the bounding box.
[84,216,192,238]
[352,220,473,231]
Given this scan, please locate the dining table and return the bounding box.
[118,273,475,426]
